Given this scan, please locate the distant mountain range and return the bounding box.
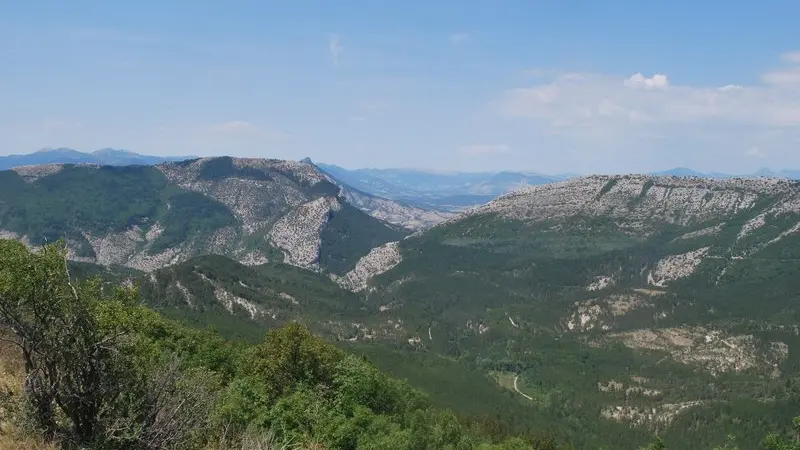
[315,162,568,211]
[0,148,194,170]
[316,163,800,211]
[4,149,800,212]
[5,154,800,447]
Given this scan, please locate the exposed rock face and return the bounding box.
[565,293,654,332]
[648,247,711,287]
[12,163,67,182]
[675,223,725,241]
[334,242,403,291]
[270,197,341,268]
[337,185,454,230]
[157,158,320,234]
[174,281,194,306]
[78,224,189,272]
[465,175,800,233]
[609,327,788,376]
[0,157,407,274]
[587,276,615,291]
[602,401,702,428]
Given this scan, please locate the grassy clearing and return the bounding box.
[490,370,518,392]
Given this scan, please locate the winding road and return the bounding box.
[513,375,534,401]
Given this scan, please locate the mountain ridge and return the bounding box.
[0,157,411,275]
[0,147,195,169]
[11,166,800,448]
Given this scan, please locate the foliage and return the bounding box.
[318,203,407,275]
[0,240,225,449]
[0,239,572,450]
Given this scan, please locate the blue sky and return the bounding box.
[2,1,800,174]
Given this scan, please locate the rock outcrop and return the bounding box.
[334,242,403,292]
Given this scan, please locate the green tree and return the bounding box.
[638,437,666,450]
[0,240,140,444]
[0,240,218,449]
[764,417,800,450]
[243,321,345,398]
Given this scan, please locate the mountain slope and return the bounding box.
[338,174,800,449]
[324,174,455,229]
[0,157,406,274]
[0,148,193,169]
[52,172,800,448]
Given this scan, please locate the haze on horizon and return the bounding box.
[2,1,800,175]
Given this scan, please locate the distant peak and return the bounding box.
[300,157,314,164]
[35,147,80,154]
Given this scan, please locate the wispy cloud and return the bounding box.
[761,50,800,86]
[781,51,800,63]
[329,34,343,66]
[499,56,800,131]
[449,33,471,44]
[458,144,511,156]
[495,52,800,171]
[624,73,669,90]
[745,146,766,158]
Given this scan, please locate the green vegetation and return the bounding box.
[319,203,407,275]
[6,166,800,449]
[0,165,235,253]
[0,162,403,273]
[149,191,238,254]
[355,199,800,449]
[1,240,573,449]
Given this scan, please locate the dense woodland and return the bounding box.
[0,240,568,449]
[3,171,800,448]
[2,241,800,449]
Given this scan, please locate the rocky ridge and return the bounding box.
[466,175,800,233]
[0,157,409,274]
[336,185,454,230]
[332,242,403,292]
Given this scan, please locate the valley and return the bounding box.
[3,160,800,449]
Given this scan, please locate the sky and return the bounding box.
[2,1,800,174]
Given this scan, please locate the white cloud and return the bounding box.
[762,68,800,86]
[499,59,800,133]
[329,34,343,66]
[458,144,511,156]
[760,51,800,87]
[624,73,669,90]
[781,51,800,63]
[745,146,766,158]
[492,53,800,173]
[450,33,471,44]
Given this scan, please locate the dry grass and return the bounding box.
[0,331,57,449]
[0,332,22,424]
[0,428,59,450]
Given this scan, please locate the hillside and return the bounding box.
[0,157,412,274]
[8,172,800,448]
[2,240,564,450]
[329,175,800,449]
[104,173,800,448]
